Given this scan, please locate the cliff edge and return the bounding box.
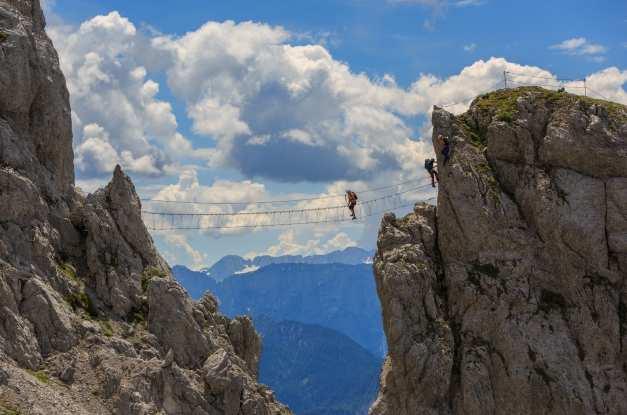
[371,87,627,415]
[0,1,289,413]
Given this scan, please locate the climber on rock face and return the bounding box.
[345,190,358,220]
[424,158,439,188]
[437,134,451,165]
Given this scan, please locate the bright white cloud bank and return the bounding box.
[151,20,431,181]
[49,12,205,178]
[51,12,627,183]
[246,229,358,258]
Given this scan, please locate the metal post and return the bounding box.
[584,78,587,97]
[504,71,507,89]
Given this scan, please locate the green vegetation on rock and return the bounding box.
[26,370,51,385]
[458,113,488,148]
[58,262,79,283]
[474,89,521,119]
[496,110,514,123]
[141,266,167,291]
[65,290,97,318]
[0,402,21,415]
[460,86,627,149]
[131,311,146,327]
[99,320,114,337]
[60,263,98,318]
[129,298,149,328]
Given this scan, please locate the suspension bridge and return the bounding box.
[141,179,436,231]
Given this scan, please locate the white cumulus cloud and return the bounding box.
[163,233,207,269]
[581,67,627,104]
[151,20,430,182]
[250,229,358,257]
[454,0,485,6]
[550,37,607,60]
[48,12,206,178]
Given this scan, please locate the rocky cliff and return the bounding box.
[0,1,289,413]
[371,87,627,415]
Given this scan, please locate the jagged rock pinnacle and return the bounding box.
[0,1,291,413]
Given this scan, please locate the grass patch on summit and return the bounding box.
[465,86,627,140]
[474,89,521,124]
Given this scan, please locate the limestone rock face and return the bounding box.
[0,1,290,414]
[0,0,73,196]
[370,204,452,415]
[147,278,212,369]
[371,88,627,415]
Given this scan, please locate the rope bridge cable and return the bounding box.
[585,87,610,101]
[143,182,433,216]
[507,80,586,90]
[506,79,610,101]
[431,70,614,111]
[504,72,618,101]
[143,185,436,230]
[141,177,429,206]
[145,197,437,231]
[441,101,469,108]
[440,71,584,109]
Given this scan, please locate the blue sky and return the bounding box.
[45,0,626,268]
[50,0,626,82]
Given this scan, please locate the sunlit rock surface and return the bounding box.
[0,1,290,413]
[371,88,627,415]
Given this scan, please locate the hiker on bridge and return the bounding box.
[437,134,451,165]
[424,158,439,188]
[345,190,358,220]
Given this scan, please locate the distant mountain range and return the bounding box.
[172,261,385,357]
[172,264,220,299]
[216,263,385,357]
[199,246,374,281]
[255,317,381,415]
[172,248,384,415]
